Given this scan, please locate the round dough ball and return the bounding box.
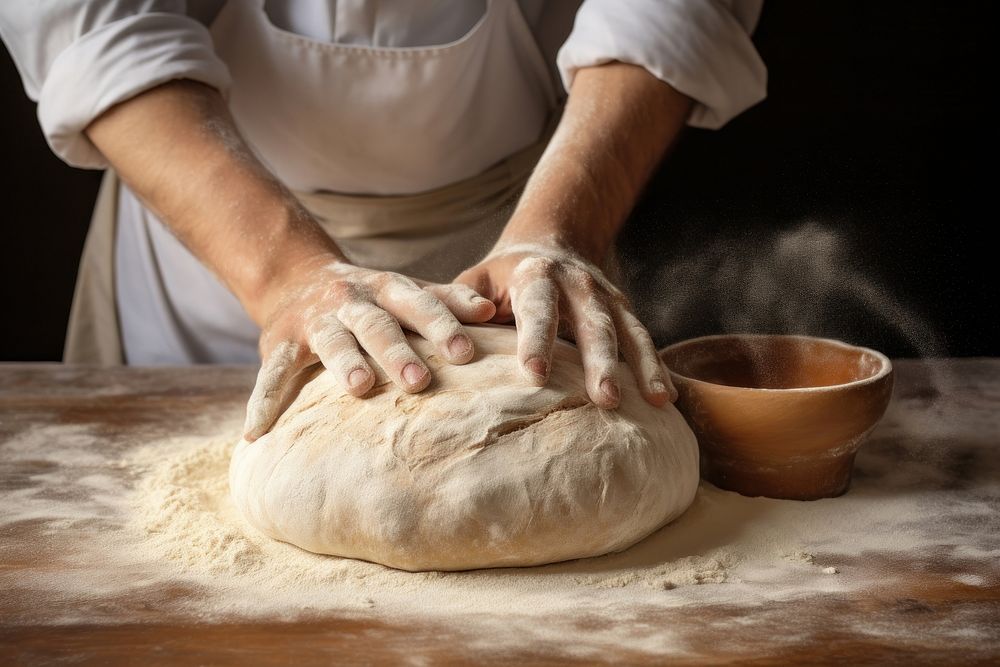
[230,325,698,571]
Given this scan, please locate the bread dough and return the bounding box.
[230,325,699,571]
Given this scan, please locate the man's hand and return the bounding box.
[457,242,676,409]
[244,257,496,441]
[85,81,499,441]
[455,62,693,409]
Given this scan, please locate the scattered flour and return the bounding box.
[117,360,1000,624]
[3,359,998,659]
[127,431,759,610]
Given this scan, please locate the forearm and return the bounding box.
[85,80,344,324]
[500,62,692,264]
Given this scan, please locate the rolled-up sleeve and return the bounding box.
[557,0,767,129]
[0,1,230,168]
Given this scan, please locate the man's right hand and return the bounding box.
[83,81,497,442]
[242,256,497,441]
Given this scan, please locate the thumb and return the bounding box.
[422,282,496,323]
[454,265,515,323]
[243,341,313,441]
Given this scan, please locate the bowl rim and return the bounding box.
[660,333,893,394]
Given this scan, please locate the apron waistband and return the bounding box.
[296,113,553,240]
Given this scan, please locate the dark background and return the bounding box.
[1,2,995,361]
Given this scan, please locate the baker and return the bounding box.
[1,1,766,441]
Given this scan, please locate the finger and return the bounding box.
[243,341,312,441]
[560,270,620,409]
[452,265,493,301]
[423,283,497,323]
[336,301,431,392]
[376,275,475,365]
[455,266,513,323]
[307,313,375,397]
[614,306,678,406]
[510,275,559,385]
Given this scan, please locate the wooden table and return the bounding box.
[1,361,998,665]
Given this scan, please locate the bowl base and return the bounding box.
[702,450,858,500]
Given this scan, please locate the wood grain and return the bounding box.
[1,361,998,665]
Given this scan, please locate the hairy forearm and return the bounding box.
[500,63,692,264]
[85,80,344,324]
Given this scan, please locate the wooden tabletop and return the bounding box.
[1,361,998,665]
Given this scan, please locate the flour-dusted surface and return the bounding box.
[230,325,699,571]
[1,361,998,664]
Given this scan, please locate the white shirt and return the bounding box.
[1,1,767,364]
[1,1,766,169]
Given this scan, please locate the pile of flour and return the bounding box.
[130,431,774,600]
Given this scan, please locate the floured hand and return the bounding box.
[244,257,496,441]
[455,242,677,409]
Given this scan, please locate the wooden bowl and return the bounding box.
[659,334,893,500]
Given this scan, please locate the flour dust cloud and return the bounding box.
[628,220,958,443]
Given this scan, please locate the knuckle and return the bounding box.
[577,300,615,334]
[310,323,355,352]
[387,271,418,287]
[326,278,361,305]
[607,290,629,309]
[427,313,463,342]
[381,272,418,292]
[421,283,449,299]
[329,349,366,377]
[334,302,364,327]
[444,283,475,297]
[573,269,600,293]
[624,321,653,345]
[512,276,558,320]
[356,310,394,339]
[376,275,424,306]
[411,289,445,312]
[341,305,394,340]
[514,255,559,281]
[582,322,618,355]
[514,294,555,324]
[381,341,420,367]
[615,307,641,327]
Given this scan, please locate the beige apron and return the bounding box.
[64,0,560,365]
[211,0,557,195]
[63,120,556,364]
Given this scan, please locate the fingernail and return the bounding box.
[348,368,370,389]
[242,423,260,442]
[472,296,493,305]
[650,380,667,395]
[524,356,548,379]
[242,406,261,441]
[402,363,427,386]
[600,379,620,403]
[448,335,472,359]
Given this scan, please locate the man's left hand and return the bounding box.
[456,241,677,409]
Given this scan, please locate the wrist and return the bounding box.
[231,202,346,325]
[493,218,611,266]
